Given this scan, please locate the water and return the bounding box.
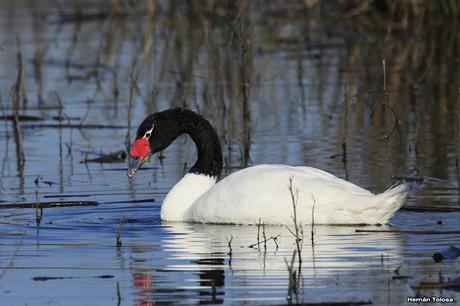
[1,1,460,305]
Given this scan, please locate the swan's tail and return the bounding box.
[369,183,409,223]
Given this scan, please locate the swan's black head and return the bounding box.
[127,108,223,178]
[127,108,185,178]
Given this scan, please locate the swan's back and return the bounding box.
[187,165,407,225]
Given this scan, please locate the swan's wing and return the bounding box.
[187,165,374,224]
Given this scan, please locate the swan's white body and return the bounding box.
[160,164,408,225]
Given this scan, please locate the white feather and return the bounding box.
[161,173,216,221]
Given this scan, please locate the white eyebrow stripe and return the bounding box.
[143,126,154,139]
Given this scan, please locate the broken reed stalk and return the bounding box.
[0,201,98,209]
[382,59,388,138]
[262,222,267,250]
[54,92,63,124]
[12,36,25,174]
[0,91,9,138]
[117,281,121,306]
[112,69,119,112]
[55,92,64,193]
[284,250,298,303]
[247,233,281,249]
[64,113,73,156]
[233,1,252,167]
[311,194,316,247]
[227,235,233,269]
[227,235,233,256]
[33,47,45,107]
[21,123,127,129]
[126,75,135,152]
[381,59,396,181]
[125,57,140,152]
[116,216,125,248]
[34,176,43,226]
[342,83,349,180]
[273,235,279,251]
[16,36,28,111]
[379,59,399,140]
[257,217,261,247]
[287,177,303,264]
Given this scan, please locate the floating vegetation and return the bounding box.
[80,150,126,163]
[0,201,99,209]
[32,275,114,281]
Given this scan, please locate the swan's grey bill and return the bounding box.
[127,157,144,178]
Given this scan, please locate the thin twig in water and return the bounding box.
[257,217,261,247]
[285,250,298,303]
[125,58,140,152]
[63,113,73,156]
[33,47,45,107]
[0,201,98,209]
[34,176,43,226]
[342,82,349,180]
[116,281,121,306]
[262,222,267,250]
[311,194,316,247]
[248,233,281,249]
[286,177,303,263]
[273,235,279,251]
[0,91,9,139]
[12,36,25,176]
[55,92,64,193]
[227,235,233,269]
[116,216,125,248]
[227,235,233,256]
[21,123,127,129]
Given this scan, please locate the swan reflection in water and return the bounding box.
[129,222,408,305]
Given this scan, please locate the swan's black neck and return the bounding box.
[180,110,223,178]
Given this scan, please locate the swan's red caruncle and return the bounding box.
[130,138,150,159]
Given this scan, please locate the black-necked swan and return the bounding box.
[127,108,408,225]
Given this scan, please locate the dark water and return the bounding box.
[1,1,460,305]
